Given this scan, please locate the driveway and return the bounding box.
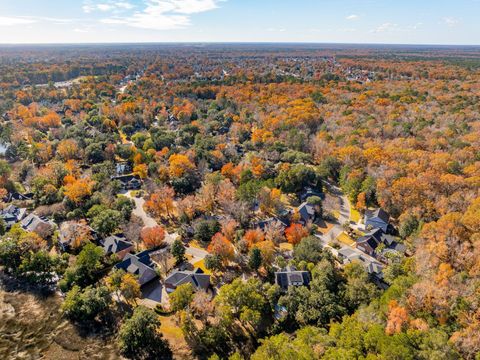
[315,183,380,265]
[185,245,209,264]
[123,191,208,263]
[319,181,351,244]
[125,192,158,228]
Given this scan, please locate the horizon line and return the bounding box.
[0,41,480,48]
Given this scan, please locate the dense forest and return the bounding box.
[0,44,479,360]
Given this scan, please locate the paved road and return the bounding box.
[126,193,157,228]
[123,191,208,262]
[316,183,381,265]
[321,181,351,242]
[184,246,209,264]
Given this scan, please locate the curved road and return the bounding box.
[123,191,208,263]
[320,181,351,243]
[315,183,381,265]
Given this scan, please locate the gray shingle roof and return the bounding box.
[164,268,210,293]
[364,208,390,224]
[0,205,26,227]
[21,213,54,235]
[115,251,157,286]
[298,202,315,222]
[103,234,133,255]
[275,266,310,289]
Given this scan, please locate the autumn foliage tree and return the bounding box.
[133,163,148,179]
[63,177,94,204]
[169,153,195,177]
[140,226,166,250]
[285,224,309,245]
[243,228,265,249]
[207,232,234,264]
[385,300,409,335]
[57,139,79,160]
[144,186,176,220]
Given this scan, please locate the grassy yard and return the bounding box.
[350,208,361,223]
[188,240,205,249]
[279,242,293,251]
[159,316,184,340]
[336,231,356,246]
[193,259,211,274]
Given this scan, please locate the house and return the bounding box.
[21,214,55,238]
[278,208,293,224]
[356,228,404,257]
[379,233,406,254]
[337,247,361,263]
[356,231,381,256]
[115,251,157,286]
[364,259,384,277]
[364,208,390,232]
[300,187,323,202]
[102,234,134,260]
[58,220,97,251]
[0,142,8,156]
[275,266,310,290]
[337,247,384,282]
[254,217,288,231]
[3,192,34,203]
[164,268,211,294]
[112,174,142,190]
[2,112,12,122]
[297,202,316,225]
[0,205,27,229]
[115,162,131,176]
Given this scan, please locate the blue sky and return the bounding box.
[0,0,478,44]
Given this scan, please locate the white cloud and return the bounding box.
[443,17,459,27]
[0,16,36,26]
[161,0,220,14]
[101,0,223,30]
[115,2,135,10]
[372,22,398,33]
[97,4,115,11]
[370,22,423,33]
[346,14,359,20]
[27,16,76,24]
[83,1,135,13]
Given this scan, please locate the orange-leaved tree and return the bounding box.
[285,223,308,245]
[243,228,265,249]
[64,177,94,204]
[144,186,176,220]
[169,153,195,177]
[208,232,234,264]
[141,226,166,249]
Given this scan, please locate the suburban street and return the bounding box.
[321,181,351,240]
[315,182,380,264]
